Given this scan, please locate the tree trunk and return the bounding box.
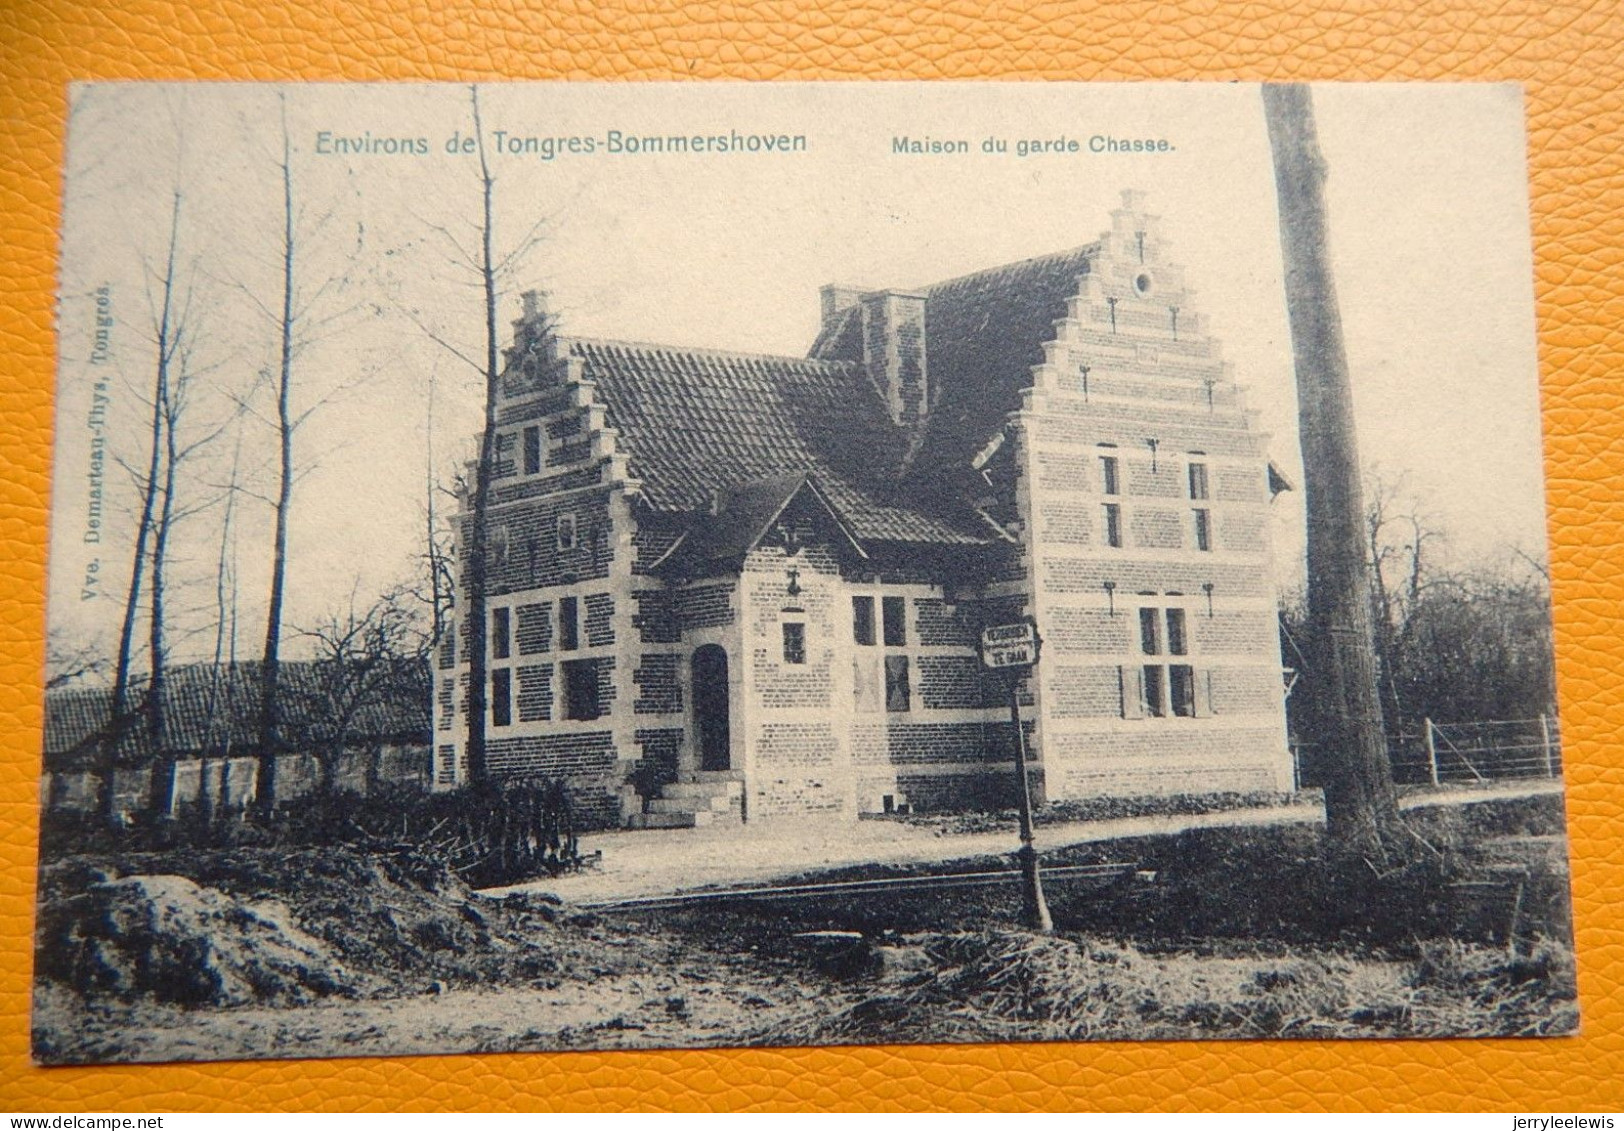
[257,98,297,818]
[201,438,243,817]
[103,189,183,830]
[425,365,451,644]
[146,371,181,819]
[463,85,497,784]
[1263,83,1401,862]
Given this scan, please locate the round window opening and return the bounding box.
[1134,272,1154,295]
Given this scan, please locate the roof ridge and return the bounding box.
[920,240,1101,293]
[565,335,862,371]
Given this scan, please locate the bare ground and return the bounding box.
[31,791,1579,1065]
[33,953,843,1063]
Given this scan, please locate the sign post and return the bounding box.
[980,620,1053,934]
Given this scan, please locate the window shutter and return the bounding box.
[1119,665,1145,719]
[1196,669,1214,717]
[854,654,882,713]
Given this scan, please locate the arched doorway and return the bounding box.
[692,644,731,772]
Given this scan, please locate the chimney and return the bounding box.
[815,284,931,444]
[859,290,930,434]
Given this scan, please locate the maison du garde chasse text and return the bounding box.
[309,129,1175,161]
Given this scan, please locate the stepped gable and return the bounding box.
[567,337,987,545]
[911,242,1100,478]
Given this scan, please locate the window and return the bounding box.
[852,596,876,646]
[557,513,577,551]
[1194,508,1212,552]
[491,607,511,660]
[856,593,909,708]
[1100,454,1120,496]
[1104,503,1123,548]
[522,425,542,476]
[491,668,512,727]
[1189,461,1212,550]
[1169,664,1196,718]
[885,655,911,713]
[1137,605,1197,719]
[1188,460,1209,500]
[1166,607,1188,656]
[882,596,907,647]
[1139,607,1161,655]
[782,621,806,664]
[494,431,516,477]
[1141,663,1166,718]
[562,659,603,721]
[559,595,579,651]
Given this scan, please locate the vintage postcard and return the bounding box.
[35,81,1576,1065]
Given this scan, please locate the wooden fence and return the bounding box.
[1384,716,1562,785]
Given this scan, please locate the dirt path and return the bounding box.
[491,780,1563,905]
[35,781,1569,1064]
[35,962,839,1065]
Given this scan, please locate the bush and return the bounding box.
[39,778,583,889]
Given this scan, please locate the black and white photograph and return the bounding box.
[34,81,1577,1064]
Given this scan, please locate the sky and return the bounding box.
[46,81,1547,668]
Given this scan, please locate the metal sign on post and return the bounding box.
[979,619,1053,934]
[980,622,1039,670]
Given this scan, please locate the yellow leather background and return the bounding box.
[2,0,1621,1112]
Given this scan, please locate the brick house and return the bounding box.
[435,190,1294,828]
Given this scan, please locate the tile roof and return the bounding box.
[558,244,1099,549]
[912,242,1100,480]
[569,338,988,545]
[43,660,432,769]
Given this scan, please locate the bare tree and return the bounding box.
[1392,562,1556,725]
[295,585,429,796]
[394,85,552,786]
[1363,479,1556,730]
[255,97,299,815]
[101,189,184,828]
[1364,469,1441,733]
[421,362,456,642]
[463,84,500,785]
[192,434,246,819]
[247,93,368,816]
[45,630,107,691]
[143,332,185,817]
[143,345,236,819]
[1263,83,1402,862]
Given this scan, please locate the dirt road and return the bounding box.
[492,780,1563,905]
